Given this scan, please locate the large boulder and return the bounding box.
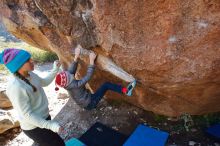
[0,0,219,116]
[0,75,12,109]
[0,110,20,134]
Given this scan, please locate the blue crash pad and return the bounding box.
[123,124,169,146]
[206,123,220,139]
[65,138,86,146]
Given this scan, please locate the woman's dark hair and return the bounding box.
[14,72,37,92]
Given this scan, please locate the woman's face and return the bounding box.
[19,58,34,72]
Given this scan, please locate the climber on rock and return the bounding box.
[55,45,136,110]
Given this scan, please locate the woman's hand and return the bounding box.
[58,126,65,134]
[74,45,82,61]
[75,45,81,57]
[89,51,97,65]
[58,125,68,139]
[53,60,61,69]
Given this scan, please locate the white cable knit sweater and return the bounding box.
[6,63,60,133]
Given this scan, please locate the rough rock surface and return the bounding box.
[0,74,12,109]
[0,91,12,109]
[0,0,220,116]
[0,109,20,134]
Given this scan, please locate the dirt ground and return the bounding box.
[0,63,219,146]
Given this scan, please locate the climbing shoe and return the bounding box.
[126,80,136,96]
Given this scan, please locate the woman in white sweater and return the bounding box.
[0,48,65,146]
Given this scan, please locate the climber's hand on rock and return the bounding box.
[75,45,81,57]
[74,45,81,61]
[89,51,97,65]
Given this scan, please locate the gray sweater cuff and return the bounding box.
[88,64,95,68]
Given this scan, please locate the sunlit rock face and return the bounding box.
[0,0,220,116]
